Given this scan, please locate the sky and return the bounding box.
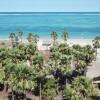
[0,0,100,12]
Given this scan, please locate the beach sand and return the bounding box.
[0,38,93,50]
[86,49,100,79]
[37,39,93,50]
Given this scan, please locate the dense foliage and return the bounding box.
[0,32,99,100]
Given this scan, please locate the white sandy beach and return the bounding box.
[37,39,93,50]
[0,38,93,50]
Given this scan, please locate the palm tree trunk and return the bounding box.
[56,83,59,100]
[4,83,8,93]
[39,81,42,100]
[53,38,56,45]
[64,38,67,44]
[56,82,59,94]
[96,48,97,58]
[66,78,68,88]
[12,87,14,100]
[22,79,27,100]
[21,36,23,43]
[94,48,97,61]
[60,85,63,100]
[84,67,87,76]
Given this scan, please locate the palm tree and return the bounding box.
[95,36,100,40]
[35,67,45,100]
[0,44,38,99]
[62,32,69,43]
[27,33,39,43]
[13,63,36,99]
[42,78,57,100]
[9,33,16,48]
[33,34,39,44]
[83,45,95,64]
[33,51,44,68]
[0,48,13,93]
[19,31,23,43]
[5,62,16,100]
[72,44,82,52]
[51,31,58,45]
[27,33,33,42]
[64,76,98,100]
[25,42,37,66]
[58,43,72,55]
[92,36,100,57]
[49,43,74,99]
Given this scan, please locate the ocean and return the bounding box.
[0,12,100,39]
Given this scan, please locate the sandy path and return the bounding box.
[86,49,100,78]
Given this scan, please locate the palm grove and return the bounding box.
[0,32,100,100]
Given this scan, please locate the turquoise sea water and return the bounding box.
[0,12,100,39]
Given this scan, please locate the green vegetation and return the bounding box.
[51,31,58,45]
[42,79,57,100]
[0,32,99,100]
[64,76,98,100]
[62,32,69,43]
[92,36,100,57]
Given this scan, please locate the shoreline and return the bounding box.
[0,38,93,50]
[0,38,93,49]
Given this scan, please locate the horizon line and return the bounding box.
[0,11,100,13]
